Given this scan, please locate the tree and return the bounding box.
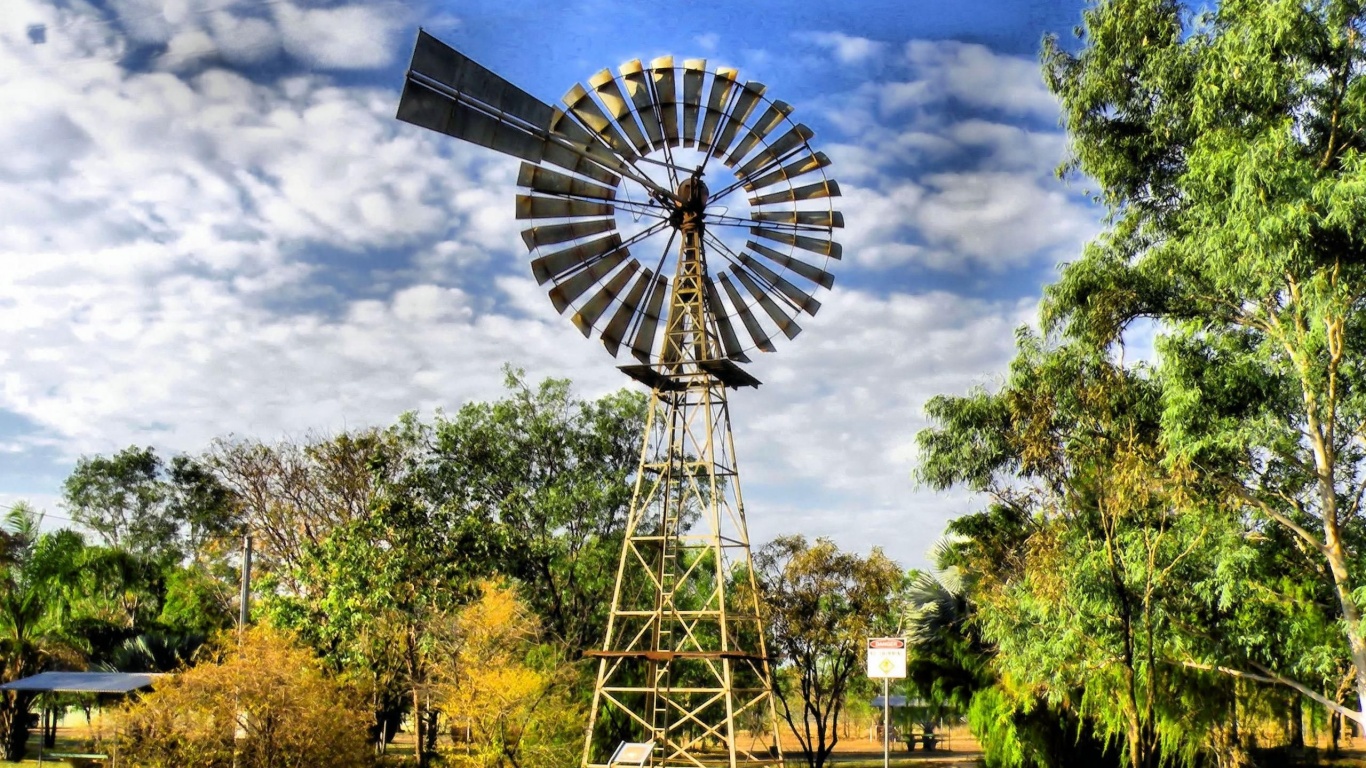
[0,503,87,760]
[207,429,403,595]
[116,625,372,768]
[753,536,902,768]
[63,447,238,562]
[264,418,496,768]
[433,581,582,768]
[1041,0,1366,728]
[63,447,172,557]
[426,368,647,653]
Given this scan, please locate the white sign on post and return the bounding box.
[866,637,906,679]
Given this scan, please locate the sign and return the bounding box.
[609,741,655,767]
[866,637,906,679]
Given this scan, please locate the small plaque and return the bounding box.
[610,741,655,767]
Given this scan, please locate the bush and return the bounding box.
[115,625,372,768]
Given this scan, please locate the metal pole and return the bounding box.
[882,677,889,768]
[239,534,252,632]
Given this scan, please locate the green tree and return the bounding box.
[1041,0,1366,728]
[754,535,902,768]
[265,417,495,768]
[426,367,647,653]
[63,447,238,563]
[0,503,87,760]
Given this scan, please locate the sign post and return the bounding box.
[867,638,907,768]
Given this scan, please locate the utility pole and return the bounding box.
[239,534,252,632]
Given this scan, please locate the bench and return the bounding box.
[39,751,108,764]
[904,733,940,751]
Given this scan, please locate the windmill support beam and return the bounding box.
[582,185,783,768]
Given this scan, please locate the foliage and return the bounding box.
[1041,0,1366,727]
[116,625,372,768]
[425,367,647,653]
[0,503,88,760]
[207,429,400,594]
[754,535,902,768]
[435,581,583,768]
[63,446,238,563]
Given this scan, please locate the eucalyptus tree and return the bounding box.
[425,367,647,654]
[63,447,238,563]
[1042,0,1366,726]
[918,338,1242,768]
[754,536,902,768]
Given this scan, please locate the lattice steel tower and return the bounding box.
[396,31,843,768]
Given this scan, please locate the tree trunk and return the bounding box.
[1290,696,1303,748]
[0,691,33,762]
[412,684,426,767]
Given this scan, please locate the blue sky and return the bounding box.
[1,0,1098,569]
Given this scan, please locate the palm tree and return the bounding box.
[0,502,87,760]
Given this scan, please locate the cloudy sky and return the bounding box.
[1,0,1099,570]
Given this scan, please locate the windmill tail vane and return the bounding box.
[395,28,845,768]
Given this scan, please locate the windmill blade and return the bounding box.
[563,83,639,162]
[517,163,617,200]
[697,67,738,151]
[750,226,843,259]
[546,110,675,198]
[516,195,614,220]
[649,56,681,148]
[521,219,616,250]
[681,59,706,147]
[749,179,841,206]
[737,252,821,315]
[725,101,792,167]
[750,210,845,228]
[746,241,836,289]
[573,260,640,336]
[601,268,656,357]
[710,81,766,160]
[621,60,665,150]
[590,69,652,155]
[731,264,801,340]
[704,275,750,362]
[530,233,624,284]
[733,124,814,181]
[742,151,831,193]
[718,273,776,352]
[629,273,670,363]
[548,249,631,312]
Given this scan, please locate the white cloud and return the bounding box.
[800,32,887,65]
[273,2,406,70]
[901,39,1059,120]
[732,289,1035,567]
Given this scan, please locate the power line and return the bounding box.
[0,501,81,526]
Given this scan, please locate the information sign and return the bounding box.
[866,637,906,679]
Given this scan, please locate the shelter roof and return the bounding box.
[0,671,161,693]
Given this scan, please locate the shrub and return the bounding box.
[116,625,371,768]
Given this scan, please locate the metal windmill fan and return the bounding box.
[397,31,841,386]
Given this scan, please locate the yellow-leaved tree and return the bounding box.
[115,625,372,768]
[437,581,582,768]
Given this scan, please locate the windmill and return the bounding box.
[396,30,842,768]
